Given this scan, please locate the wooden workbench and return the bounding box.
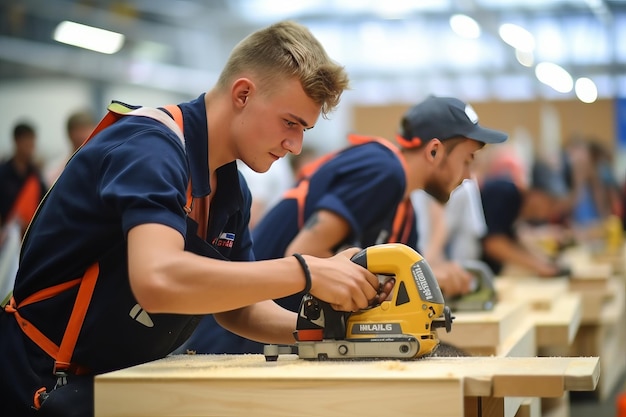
[94,354,599,417]
[436,300,537,357]
[436,276,582,359]
[494,277,582,351]
[559,245,626,400]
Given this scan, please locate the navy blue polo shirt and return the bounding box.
[0,94,253,413]
[255,141,411,258]
[480,177,522,275]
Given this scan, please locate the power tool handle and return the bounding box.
[350,248,368,269]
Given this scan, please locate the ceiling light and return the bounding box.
[53,21,125,54]
[498,23,535,52]
[535,62,573,93]
[575,77,598,103]
[449,14,481,39]
[515,49,534,67]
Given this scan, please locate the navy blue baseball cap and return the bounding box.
[397,96,508,148]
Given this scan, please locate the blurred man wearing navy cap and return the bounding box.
[180,95,509,354]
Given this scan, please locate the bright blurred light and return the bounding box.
[54,21,124,54]
[535,62,573,93]
[498,23,535,52]
[575,77,598,103]
[515,49,534,67]
[449,14,481,39]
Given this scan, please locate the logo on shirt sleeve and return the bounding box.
[212,232,235,248]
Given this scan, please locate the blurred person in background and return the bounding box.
[480,156,570,277]
[0,121,47,235]
[45,109,97,186]
[559,136,623,245]
[411,175,487,266]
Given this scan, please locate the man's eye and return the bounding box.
[285,120,296,127]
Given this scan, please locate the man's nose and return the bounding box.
[283,134,303,155]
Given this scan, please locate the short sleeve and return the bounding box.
[98,127,189,237]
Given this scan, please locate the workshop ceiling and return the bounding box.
[1,0,625,102]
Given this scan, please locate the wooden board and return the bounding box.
[94,355,600,417]
[436,300,530,355]
[495,277,582,349]
[495,277,570,311]
[531,293,582,348]
[571,277,621,324]
[567,279,626,400]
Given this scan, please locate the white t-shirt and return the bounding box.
[411,178,486,262]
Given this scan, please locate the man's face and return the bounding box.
[234,76,321,173]
[15,134,36,162]
[69,125,94,151]
[425,138,483,204]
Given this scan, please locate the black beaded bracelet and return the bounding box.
[292,253,312,294]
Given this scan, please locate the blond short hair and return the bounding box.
[217,21,349,117]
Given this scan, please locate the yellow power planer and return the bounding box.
[265,243,453,361]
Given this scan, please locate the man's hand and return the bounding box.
[432,262,473,297]
[304,247,381,312]
[534,261,564,278]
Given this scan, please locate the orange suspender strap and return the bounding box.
[53,263,99,374]
[282,152,337,228]
[400,200,415,243]
[4,278,82,370]
[388,199,415,244]
[160,104,193,213]
[348,134,414,244]
[282,183,310,229]
[284,134,411,234]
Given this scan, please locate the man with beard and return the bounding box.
[181,95,509,354]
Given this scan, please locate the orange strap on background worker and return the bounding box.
[283,134,413,243]
[5,173,43,235]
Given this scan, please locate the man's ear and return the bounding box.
[427,139,441,160]
[232,78,255,108]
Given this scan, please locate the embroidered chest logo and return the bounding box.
[212,232,235,248]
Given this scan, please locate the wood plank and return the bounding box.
[494,277,582,349]
[495,277,570,311]
[533,293,582,348]
[437,300,529,354]
[94,355,600,417]
[97,378,463,417]
[569,280,626,400]
[497,319,536,358]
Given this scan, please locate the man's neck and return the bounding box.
[12,156,30,176]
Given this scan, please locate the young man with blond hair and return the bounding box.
[0,21,385,416]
